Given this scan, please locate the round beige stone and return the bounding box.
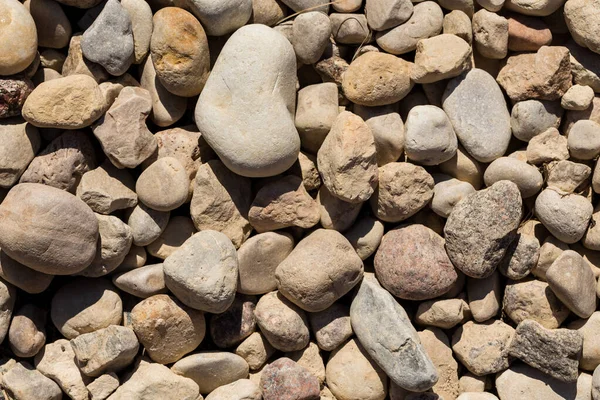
[0,0,37,75]
[136,157,189,212]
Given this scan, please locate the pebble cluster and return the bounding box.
[2,0,600,399]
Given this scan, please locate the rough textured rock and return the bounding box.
[509,319,583,382]
[342,53,412,106]
[535,188,593,244]
[370,162,434,222]
[309,303,353,352]
[0,119,39,188]
[34,339,88,400]
[51,278,122,339]
[2,362,62,400]
[78,161,137,215]
[22,75,105,129]
[0,183,99,274]
[415,297,470,329]
[442,69,511,163]
[526,128,569,164]
[87,373,119,400]
[444,181,522,278]
[254,291,310,352]
[92,86,156,169]
[498,234,540,280]
[326,338,388,400]
[508,14,553,51]
[130,294,205,364]
[81,0,134,76]
[412,34,472,84]
[108,360,200,400]
[562,84,595,110]
[375,224,456,300]
[190,160,252,248]
[0,77,34,119]
[260,357,320,400]
[354,104,405,166]
[195,24,300,178]
[350,276,438,392]
[164,230,237,313]
[317,111,378,203]
[503,279,570,329]
[564,0,600,55]
[472,10,508,59]
[171,351,249,394]
[452,320,515,376]
[19,130,95,193]
[496,46,573,102]
[150,7,210,97]
[419,328,460,400]
[248,175,320,232]
[0,0,37,75]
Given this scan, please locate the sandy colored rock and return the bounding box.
[343,215,384,260]
[535,188,593,244]
[121,0,152,64]
[62,34,109,82]
[467,271,501,322]
[150,8,209,97]
[235,332,275,371]
[498,233,540,280]
[295,83,339,154]
[526,128,569,164]
[405,105,458,165]
[503,278,570,328]
[326,338,388,400]
[452,320,515,376]
[569,120,600,159]
[93,86,156,169]
[19,130,96,193]
[0,0,37,75]
[131,294,205,364]
[51,278,122,339]
[329,13,371,44]
[569,312,600,371]
[237,232,294,295]
[439,146,485,189]
[22,74,105,129]
[136,157,189,212]
[78,161,137,214]
[87,373,119,400]
[564,0,600,55]
[497,46,572,102]
[415,297,470,329]
[248,175,320,232]
[508,14,552,51]
[254,291,310,352]
[354,104,405,166]
[419,328,460,400]
[292,11,331,65]
[472,10,508,59]
[370,162,434,222]
[127,204,169,247]
[113,263,166,298]
[412,34,472,84]
[342,53,412,106]
[496,363,577,400]
[562,84,595,110]
[250,0,287,25]
[317,185,362,231]
[431,176,476,218]
[443,10,473,43]
[35,339,88,400]
[8,304,45,358]
[0,119,40,188]
[511,99,563,142]
[205,379,261,400]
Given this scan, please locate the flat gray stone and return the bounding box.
[2,362,62,400]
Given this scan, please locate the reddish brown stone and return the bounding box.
[261,358,320,400]
[374,224,458,300]
[508,14,553,52]
[0,76,34,119]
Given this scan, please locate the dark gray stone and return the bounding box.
[210,294,257,349]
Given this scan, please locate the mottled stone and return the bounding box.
[210,294,257,349]
[261,357,320,400]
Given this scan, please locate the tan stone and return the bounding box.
[411,34,472,83]
[419,328,460,400]
[415,297,471,329]
[235,332,275,371]
[508,14,553,51]
[62,34,109,83]
[0,0,37,75]
[473,10,508,59]
[526,128,569,164]
[146,216,196,259]
[77,161,138,215]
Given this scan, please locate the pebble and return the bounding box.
[93,86,156,169]
[150,8,209,97]
[19,130,96,193]
[136,157,189,212]
[509,319,583,382]
[188,0,252,36]
[511,99,563,142]
[472,10,508,59]
[254,291,310,352]
[351,276,438,392]
[0,183,99,274]
[354,104,405,166]
[415,297,470,329]
[250,0,287,25]
[376,2,443,54]
[569,120,600,159]
[496,363,577,400]
[444,181,522,278]
[317,185,362,231]
[276,229,363,312]
[2,362,62,400]
[292,12,331,64]
[375,224,456,300]
[0,119,39,188]
[569,312,600,371]
[70,325,138,377]
[342,52,412,106]
[431,176,476,218]
[452,320,515,375]
[35,339,88,400]
[443,68,511,162]
[62,34,109,82]
[483,157,544,198]
[503,278,570,329]
[81,213,132,277]
[286,341,325,385]
[0,0,37,75]
[308,303,352,352]
[236,332,275,371]
[562,84,595,110]
[164,230,237,313]
[261,357,320,400]
[171,352,249,394]
[113,263,166,298]
[443,10,473,43]
[535,188,593,243]
[343,215,384,259]
[412,34,472,84]
[195,24,300,178]
[0,77,34,119]
[25,0,71,49]
[326,338,388,400]
[248,175,320,231]
[370,162,434,222]
[8,304,45,358]
[546,250,596,318]
[405,105,458,165]
[205,379,261,400]
[564,0,600,55]
[22,74,106,129]
[108,360,200,399]
[130,294,205,364]
[295,83,339,153]
[329,13,371,44]
[497,46,572,102]
[439,145,485,189]
[190,159,251,247]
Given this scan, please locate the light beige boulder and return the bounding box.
[291,11,331,64]
[411,34,472,83]
[126,204,169,247]
[511,99,563,142]
[1,362,62,400]
[405,105,458,165]
[562,84,595,110]
[0,0,37,75]
[535,188,593,244]
[22,75,105,129]
[569,120,600,160]
[354,104,405,166]
[546,160,591,194]
[484,157,544,198]
[443,10,473,43]
[113,263,167,298]
[365,0,413,31]
[235,332,275,371]
[415,297,471,329]
[87,373,119,400]
[431,176,476,218]
[467,271,501,322]
[473,10,508,59]
[439,145,485,189]
[286,342,325,385]
[77,161,137,215]
[9,304,45,359]
[136,157,189,212]
[205,379,261,400]
[171,352,249,394]
[330,13,371,44]
[34,339,88,400]
[121,0,153,64]
[564,0,600,55]
[496,363,577,400]
[569,312,600,371]
[419,328,460,400]
[344,215,384,259]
